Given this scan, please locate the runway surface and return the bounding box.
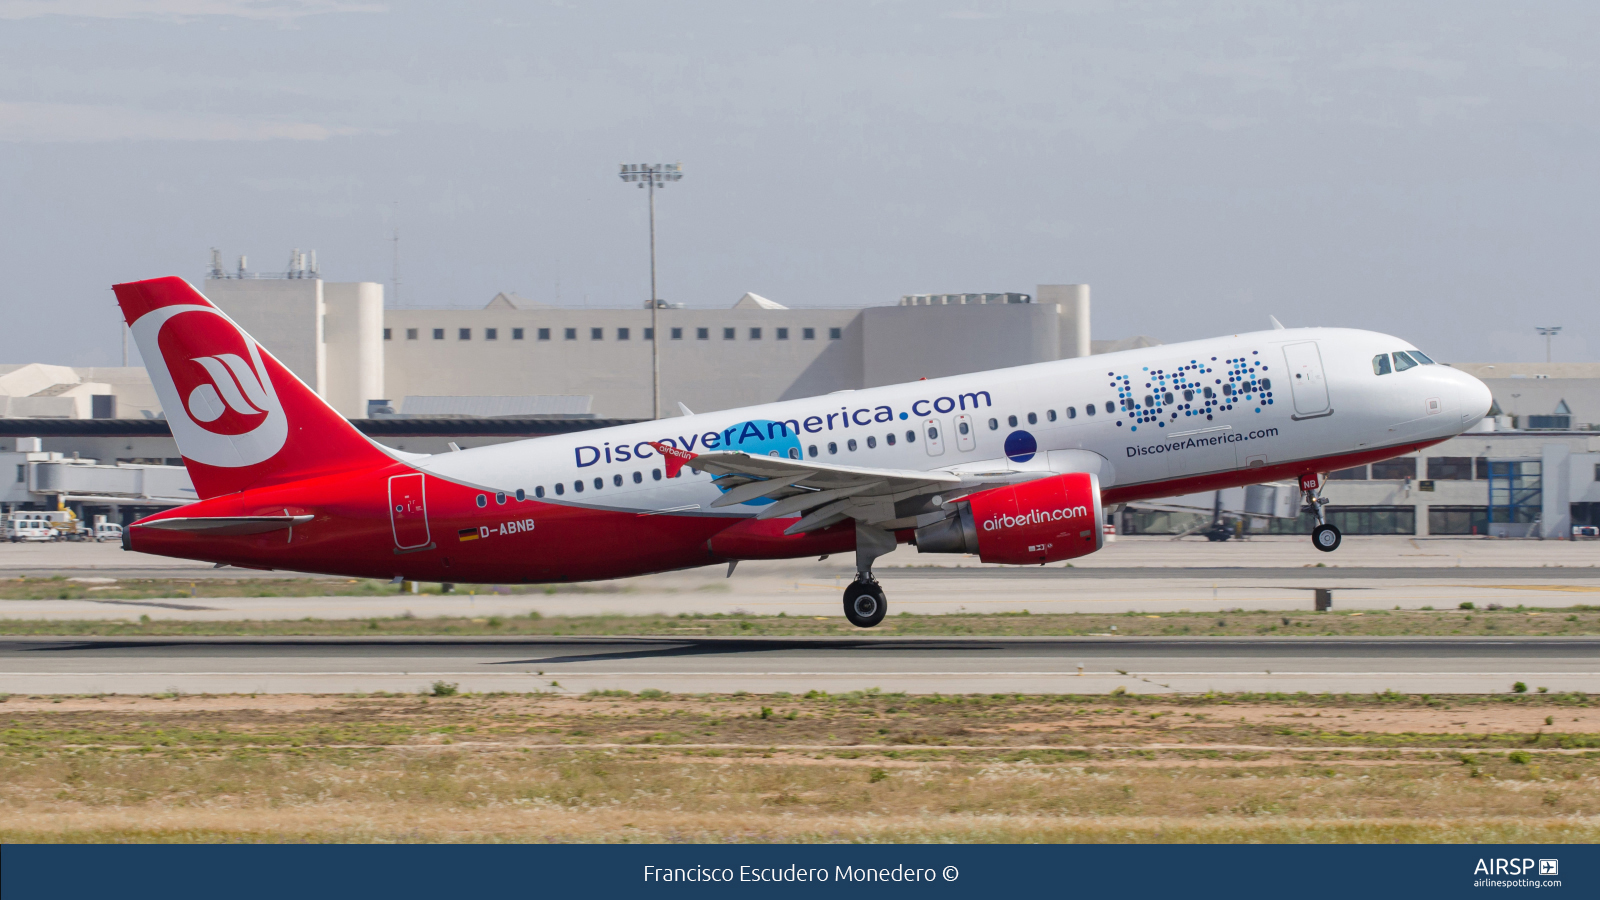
[2,635,1593,695]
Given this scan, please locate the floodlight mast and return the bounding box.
[1536,326,1562,364]
[619,162,684,420]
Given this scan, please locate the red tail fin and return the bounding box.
[115,276,393,499]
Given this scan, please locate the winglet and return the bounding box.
[648,441,697,479]
[1269,315,1286,330]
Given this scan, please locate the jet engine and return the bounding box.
[913,472,1103,565]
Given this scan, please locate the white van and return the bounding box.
[5,512,60,542]
[94,522,123,543]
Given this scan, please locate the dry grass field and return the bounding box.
[1,689,1595,843]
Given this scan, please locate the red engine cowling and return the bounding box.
[913,472,1103,565]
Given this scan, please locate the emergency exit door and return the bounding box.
[1281,341,1332,418]
[388,473,431,550]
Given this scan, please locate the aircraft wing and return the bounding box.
[648,442,1019,535]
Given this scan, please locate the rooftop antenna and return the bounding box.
[208,248,225,280]
[309,249,318,278]
[391,202,401,307]
[237,255,248,278]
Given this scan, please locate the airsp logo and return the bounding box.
[134,304,288,468]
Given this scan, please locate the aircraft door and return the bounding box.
[922,418,945,456]
[953,414,977,452]
[388,473,431,550]
[1282,341,1331,417]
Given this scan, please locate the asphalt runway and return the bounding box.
[2,635,1593,695]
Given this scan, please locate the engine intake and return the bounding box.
[913,472,1103,565]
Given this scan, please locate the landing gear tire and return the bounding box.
[1313,523,1342,553]
[843,579,887,628]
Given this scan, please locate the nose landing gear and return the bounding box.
[1300,472,1340,553]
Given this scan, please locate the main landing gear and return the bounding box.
[1301,475,1341,553]
[843,521,897,628]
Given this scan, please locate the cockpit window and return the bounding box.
[1392,351,1419,371]
[1409,349,1435,365]
[1372,354,1392,376]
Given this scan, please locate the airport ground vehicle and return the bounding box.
[93,521,123,543]
[116,276,1491,627]
[4,509,83,542]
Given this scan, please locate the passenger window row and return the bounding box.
[511,467,667,500]
[808,430,919,456]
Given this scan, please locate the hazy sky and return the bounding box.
[2,1,1596,367]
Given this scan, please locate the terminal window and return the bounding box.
[1426,457,1473,480]
[564,328,577,340]
[538,328,550,340]
[670,327,683,340]
[383,328,392,340]
[1328,465,1367,480]
[406,328,418,340]
[829,327,842,339]
[749,327,762,340]
[512,328,524,340]
[643,328,653,340]
[432,329,444,340]
[697,328,710,340]
[485,328,497,341]
[458,328,471,340]
[723,327,735,340]
[776,327,789,340]
[591,327,603,340]
[803,327,815,340]
[1371,458,1417,480]
[617,328,630,341]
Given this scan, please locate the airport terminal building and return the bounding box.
[2,262,1596,537]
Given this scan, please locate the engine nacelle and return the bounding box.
[914,472,1103,565]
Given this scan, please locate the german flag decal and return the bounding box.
[457,527,479,542]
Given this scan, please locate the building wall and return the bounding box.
[323,281,385,417]
[859,303,1061,388]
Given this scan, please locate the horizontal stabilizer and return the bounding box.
[134,515,313,536]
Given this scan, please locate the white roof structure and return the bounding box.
[732,292,787,310]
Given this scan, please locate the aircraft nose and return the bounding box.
[1454,368,1493,428]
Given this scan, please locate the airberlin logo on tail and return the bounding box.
[981,506,1089,532]
[186,354,272,425]
[133,304,289,468]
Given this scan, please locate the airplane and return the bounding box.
[115,276,1493,628]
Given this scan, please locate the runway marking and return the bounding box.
[6,666,1593,672]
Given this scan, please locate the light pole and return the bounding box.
[619,162,684,419]
[1536,326,1562,364]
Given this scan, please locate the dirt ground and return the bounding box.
[1,689,1594,843]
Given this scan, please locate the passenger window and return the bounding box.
[1066,407,1076,419]
[906,430,916,443]
[1046,409,1056,422]
[573,481,583,493]
[1163,392,1173,405]
[828,442,838,454]
[1183,389,1194,402]
[496,492,506,504]
[1085,404,1096,417]
[1144,394,1154,407]
[1008,415,1018,427]
[633,471,642,483]
[652,469,662,480]
[808,445,818,457]
[476,495,487,508]
[988,418,999,430]
[1372,354,1392,375]
[788,447,800,459]
[516,489,526,501]
[613,474,623,487]
[1410,350,1435,364]
[1104,401,1114,414]
[1392,351,1418,371]
[926,427,938,439]
[866,436,876,449]
[554,483,564,496]
[847,439,857,451]
[1260,378,1271,390]
[593,477,603,490]
[958,421,970,435]
[886,432,896,446]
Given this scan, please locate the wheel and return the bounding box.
[842,579,887,628]
[1313,523,1341,552]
